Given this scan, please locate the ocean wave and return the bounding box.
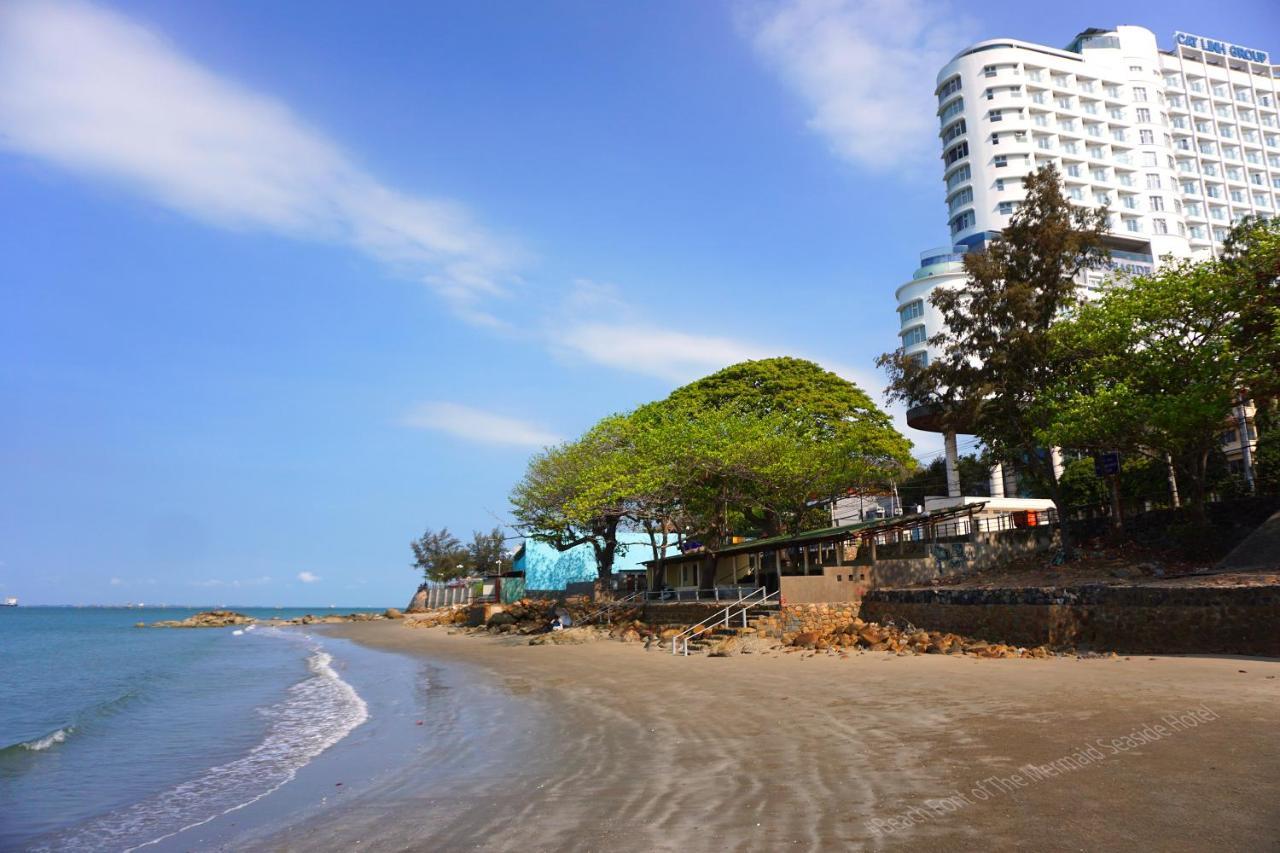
[0,726,76,756]
[23,727,73,751]
[30,644,368,852]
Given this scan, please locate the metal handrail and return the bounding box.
[670,587,779,656]
[580,589,644,625]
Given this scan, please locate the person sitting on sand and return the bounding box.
[550,607,572,631]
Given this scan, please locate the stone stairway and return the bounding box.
[681,604,780,654]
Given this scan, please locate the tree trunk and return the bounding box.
[1039,451,1075,561]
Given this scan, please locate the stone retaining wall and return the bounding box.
[641,602,731,626]
[861,585,1280,656]
[753,602,862,641]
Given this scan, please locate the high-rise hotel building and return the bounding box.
[896,25,1273,494]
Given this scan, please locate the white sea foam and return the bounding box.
[32,643,368,852]
[21,727,73,751]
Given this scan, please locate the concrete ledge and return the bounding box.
[861,585,1280,657]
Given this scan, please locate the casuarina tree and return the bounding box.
[878,165,1109,559]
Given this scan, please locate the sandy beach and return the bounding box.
[240,623,1280,852]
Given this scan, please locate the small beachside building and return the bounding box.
[512,532,668,594]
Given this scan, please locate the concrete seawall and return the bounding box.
[861,585,1280,657]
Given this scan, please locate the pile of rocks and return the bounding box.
[146,610,255,628]
[787,617,1055,658]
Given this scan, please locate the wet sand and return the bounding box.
[267,623,1280,852]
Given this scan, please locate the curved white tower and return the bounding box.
[896,24,1279,498]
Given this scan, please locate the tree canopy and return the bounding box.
[878,165,1109,557]
[511,357,914,586]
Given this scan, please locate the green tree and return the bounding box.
[510,414,637,586]
[1042,259,1252,519]
[468,527,508,575]
[660,358,915,537]
[1219,216,1280,406]
[878,165,1109,558]
[410,527,468,582]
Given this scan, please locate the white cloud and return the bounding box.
[109,577,123,586]
[0,1,515,322]
[399,402,563,448]
[741,0,975,173]
[297,571,320,583]
[552,281,884,391]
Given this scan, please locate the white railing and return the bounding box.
[671,587,779,656]
[640,585,758,603]
[580,590,645,625]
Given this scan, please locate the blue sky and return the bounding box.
[2,0,1275,605]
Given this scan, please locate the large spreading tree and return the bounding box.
[878,165,1110,559]
[510,357,913,589]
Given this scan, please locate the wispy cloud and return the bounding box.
[399,402,563,448]
[109,577,123,586]
[741,0,975,173]
[297,571,320,584]
[0,0,516,324]
[551,280,883,391]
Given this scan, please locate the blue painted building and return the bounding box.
[512,532,664,592]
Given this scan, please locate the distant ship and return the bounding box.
[2,596,17,607]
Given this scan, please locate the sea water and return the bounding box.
[0,606,381,850]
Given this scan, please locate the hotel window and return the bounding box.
[994,154,1008,167]
[1153,218,1168,234]
[1227,166,1241,181]
[1056,97,1072,109]
[945,164,971,191]
[984,65,998,78]
[1216,105,1231,118]
[1136,108,1151,123]
[948,187,974,212]
[944,141,969,166]
[989,109,1003,122]
[1133,86,1148,102]
[1092,168,1107,181]
[1207,185,1221,198]
[938,76,962,101]
[1182,181,1197,195]
[900,325,927,346]
[909,351,928,367]
[942,120,966,143]
[1255,193,1270,207]
[1149,196,1164,211]
[1065,164,1081,177]
[1204,163,1218,177]
[1122,196,1138,210]
[1112,129,1127,142]
[1106,85,1121,98]
[1186,202,1202,216]
[1125,218,1141,233]
[1189,80,1204,93]
[1177,222,1186,236]
[1068,187,1084,201]
[995,178,1005,191]
[1146,173,1161,189]
[1230,189,1244,203]
[998,201,1017,215]
[1087,145,1104,159]
[991,133,1000,145]
[949,210,975,234]
[1142,152,1157,167]
[1094,191,1111,205]
[1221,126,1235,139]
[1190,225,1206,239]
[1214,227,1228,241]
[899,299,924,323]
[1212,85,1226,98]
[1140,130,1155,144]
